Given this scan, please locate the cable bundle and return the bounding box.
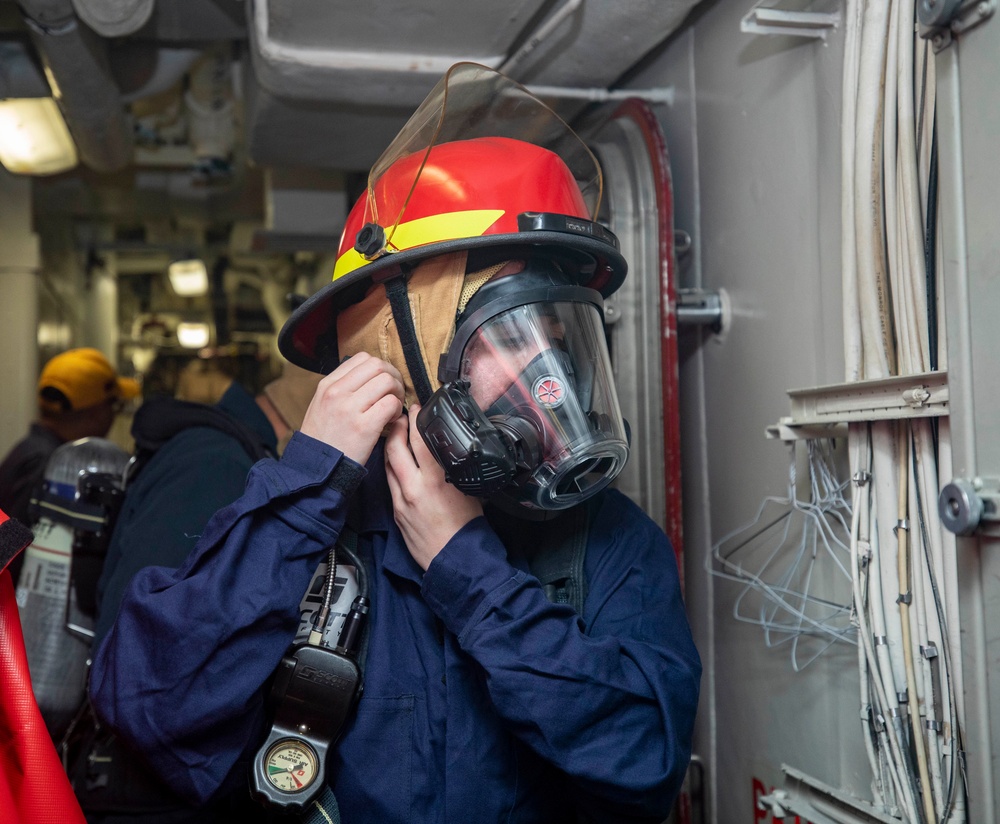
[843,2,964,821]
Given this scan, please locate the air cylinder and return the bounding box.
[15,437,129,739]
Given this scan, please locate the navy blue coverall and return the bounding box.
[90,431,701,823]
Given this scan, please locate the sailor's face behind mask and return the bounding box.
[461,309,569,412]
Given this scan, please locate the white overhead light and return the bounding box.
[176,322,211,349]
[0,98,78,176]
[168,258,209,296]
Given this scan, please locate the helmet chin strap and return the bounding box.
[383,271,434,406]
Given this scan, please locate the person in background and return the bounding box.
[174,357,237,405]
[89,363,320,648]
[0,348,139,585]
[69,360,320,824]
[255,362,327,456]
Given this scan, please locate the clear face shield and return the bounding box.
[352,62,604,264]
[416,263,629,513]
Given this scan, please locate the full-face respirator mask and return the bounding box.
[416,259,630,513]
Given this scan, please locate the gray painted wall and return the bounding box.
[623,2,872,820]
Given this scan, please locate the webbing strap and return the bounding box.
[300,785,342,824]
[526,502,590,616]
[32,490,108,533]
[332,524,370,673]
[0,515,31,573]
[383,275,434,405]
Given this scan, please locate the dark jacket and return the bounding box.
[77,384,278,824]
[0,424,63,527]
[0,423,65,585]
[94,383,276,647]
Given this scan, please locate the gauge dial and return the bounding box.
[263,739,319,793]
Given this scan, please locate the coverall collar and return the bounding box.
[353,440,425,585]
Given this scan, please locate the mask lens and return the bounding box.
[457,299,628,510]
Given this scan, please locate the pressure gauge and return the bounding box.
[263,739,319,794]
[251,636,365,811]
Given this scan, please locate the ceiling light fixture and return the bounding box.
[176,322,211,349]
[168,258,210,296]
[0,98,78,175]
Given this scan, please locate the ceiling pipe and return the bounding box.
[185,45,236,161]
[525,84,675,105]
[247,0,503,105]
[499,0,583,78]
[120,47,202,104]
[20,0,134,172]
[0,42,50,98]
[70,0,154,37]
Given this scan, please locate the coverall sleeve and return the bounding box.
[420,489,701,822]
[88,433,363,805]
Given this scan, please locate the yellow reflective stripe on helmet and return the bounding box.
[333,209,505,281]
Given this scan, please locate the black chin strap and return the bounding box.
[383,274,434,405]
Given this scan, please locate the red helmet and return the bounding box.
[279,64,627,374]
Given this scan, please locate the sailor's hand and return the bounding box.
[300,353,405,467]
[384,405,484,570]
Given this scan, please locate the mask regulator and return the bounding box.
[251,537,369,812]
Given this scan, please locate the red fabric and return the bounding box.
[0,512,87,824]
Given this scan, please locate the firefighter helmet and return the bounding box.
[278,63,627,374]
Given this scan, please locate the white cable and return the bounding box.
[893,9,953,818]
[919,420,967,823]
[864,455,908,805]
[882,0,903,368]
[908,439,945,817]
[854,0,894,379]
[871,425,907,693]
[936,420,964,716]
[852,426,917,820]
[896,0,931,375]
[876,434,927,821]
[884,8,929,806]
[851,428,886,808]
[896,429,936,823]
[842,0,863,381]
[844,2,965,819]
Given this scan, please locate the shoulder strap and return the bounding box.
[299,785,342,823]
[126,396,269,487]
[336,524,369,673]
[526,502,591,616]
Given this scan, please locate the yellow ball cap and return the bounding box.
[37,348,140,412]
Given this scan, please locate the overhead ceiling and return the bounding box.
[5,0,701,190]
[3,0,702,359]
